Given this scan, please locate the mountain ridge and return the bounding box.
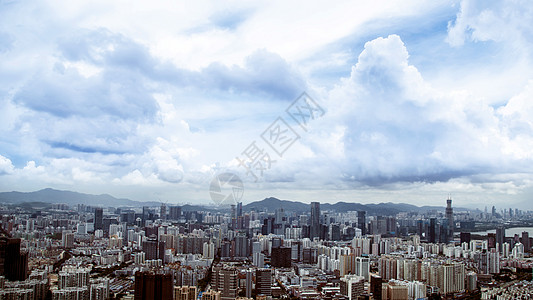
[242,197,469,215]
[0,189,469,214]
[0,188,160,207]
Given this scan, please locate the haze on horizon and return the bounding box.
[1,1,533,209]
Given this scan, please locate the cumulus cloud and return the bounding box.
[0,155,14,175]
[2,1,533,207]
[447,0,533,48]
[283,34,533,193]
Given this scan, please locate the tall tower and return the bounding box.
[357,211,366,236]
[134,271,173,300]
[237,202,243,217]
[160,203,167,221]
[429,218,436,243]
[446,195,454,242]
[94,208,103,230]
[310,202,320,239]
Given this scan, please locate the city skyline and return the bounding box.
[2,1,533,209]
[2,184,533,298]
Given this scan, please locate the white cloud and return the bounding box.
[447,0,533,49]
[1,1,533,208]
[0,155,14,175]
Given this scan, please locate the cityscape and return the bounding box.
[1,190,533,299]
[2,1,533,299]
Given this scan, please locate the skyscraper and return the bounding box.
[173,286,197,300]
[142,237,159,260]
[310,202,320,239]
[134,271,173,300]
[271,247,291,268]
[0,237,28,281]
[245,270,253,299]
[256,269,272,297]
[160,203,167,220]
[446,196,454,242]
[212,265,238,300]
[356,256,370,281]
[496,227,505,252]
[522,231,530,252]
[429,218,436,243]
[169,206,182,220]
[340,275,364,299]
[357,211,366,236]
[370,275,383,300]
[94,208,103,231]
[237,202,242,217]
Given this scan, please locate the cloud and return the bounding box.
[55,28,306,100]
[2,1,533,208]
[447,0,533,49]
[0,155,14,175]
[203,49,307,100]
[208,8,251,30]
[0,32,14,53]
[284,34,533,192]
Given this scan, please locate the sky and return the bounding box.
[1,0,533,209]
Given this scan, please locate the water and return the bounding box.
[470,227,533,237]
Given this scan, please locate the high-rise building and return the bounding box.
[256,269,272,297]
[245,270,253,299]
[330,223,341,241]
[461,232,471,244]
[370,275,382,300]
[159,240,166,264]
[446,196,454,242]
[201,290,221,300]
[357,211,366,236]
[271,247,291,267]
[439,263,465,294]
[91,280,110,300]
[340,254,356,276]
[212,265,237,300]
[134,271,173,300]
[310,202,321,239]
[52,287,88,299]
[230,205,236,230]
[142,237,159,260]
[387,281,409,300]
[429,218,436,243]
[169,206,182,220]
[173,286,197,300]
[234,235,249,257]
[58,267,90,289]
[253,252,265,268]
[0,237,28,281]
[237,202,243,217]
[160,203,167,220]
[496,227,505,252]
[62,230,75,249]
[340,275,364,300]
[94,208,103,230]
[522,231,530,252]
[466,272,477,291]
[356,257,370,281]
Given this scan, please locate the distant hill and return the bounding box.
[0,188,160,207]
[0,188,470,214]
[243,197,309,212]
[243,197,468,215]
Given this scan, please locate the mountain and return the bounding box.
[243,197,309,212]
[243,197,468,215]
[0,188,160,207]
[0,188,471,214]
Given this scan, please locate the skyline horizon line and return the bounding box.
[0,186,524,211]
